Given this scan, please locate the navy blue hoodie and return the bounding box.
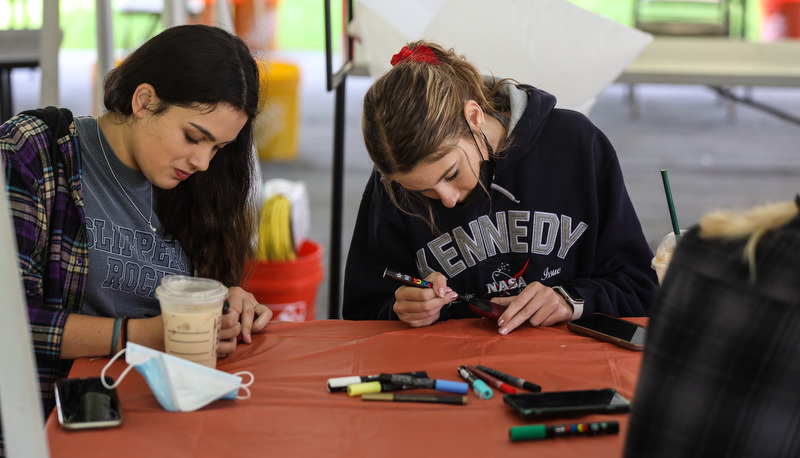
[343,84,658,320]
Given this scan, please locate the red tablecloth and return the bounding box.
[46,318,647,457]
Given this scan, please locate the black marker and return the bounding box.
[362,393,468,405]
[346,381,412,396]
[509,420,619,442]
[382,269,503,320]
[383,269,434,288]
[378,374,468,394]
[475,365,542,392]
[327,371,428,392]
[222,301,243,343]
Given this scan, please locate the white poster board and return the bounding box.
[354,0,653,114]
[0,172,49,457]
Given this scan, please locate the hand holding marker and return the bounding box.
[383,269,504,320]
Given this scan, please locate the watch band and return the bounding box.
[554,286,584,321]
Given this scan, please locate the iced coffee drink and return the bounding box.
[651,232,679,285]
[155,275,228,368]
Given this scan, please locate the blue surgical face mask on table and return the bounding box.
[101,342,254,412]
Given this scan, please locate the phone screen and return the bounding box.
[503,388,631,419]
[55,376,123,430]
[568,313,647,349]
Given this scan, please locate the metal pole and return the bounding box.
[39,0,60,107]
[95,0,114,115]
[329,79,346,319]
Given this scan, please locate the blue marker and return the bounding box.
[457,366,493,399]
[378,373,468,395]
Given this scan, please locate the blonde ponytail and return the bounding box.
[699,200,798,278]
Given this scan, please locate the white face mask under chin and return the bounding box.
[101,342,254,412]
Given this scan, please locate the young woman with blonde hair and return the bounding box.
[343,41,658,333]
[626,197,800,457]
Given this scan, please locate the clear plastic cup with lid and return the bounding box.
[155,275,228,368]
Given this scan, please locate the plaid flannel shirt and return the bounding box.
[625,201,800,457]
[1,107,87,420]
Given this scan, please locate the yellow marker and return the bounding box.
[347,381,383,397]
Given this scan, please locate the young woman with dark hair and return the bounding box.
[0,25,272,443]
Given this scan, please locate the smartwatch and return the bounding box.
[554,285,584,320]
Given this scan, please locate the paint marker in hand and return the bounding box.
[382,269,503,320]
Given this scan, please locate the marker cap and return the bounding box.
[327,376,362,392]
[472,379,494,399]
[347,381,382,396]
[509,425,547,441]
[433,379,468,394]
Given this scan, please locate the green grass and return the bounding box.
[0,0,764,51]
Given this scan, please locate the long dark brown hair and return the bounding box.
[103,24,260,287]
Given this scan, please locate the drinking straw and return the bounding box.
[660,169,681,239]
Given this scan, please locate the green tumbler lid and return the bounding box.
[509,424,546,441]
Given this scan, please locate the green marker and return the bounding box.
[509,420,619,442]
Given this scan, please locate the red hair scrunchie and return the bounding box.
[390,45,439,67]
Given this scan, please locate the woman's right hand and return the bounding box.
[393,272,458,327]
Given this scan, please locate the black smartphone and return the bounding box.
[503,388,632,419]
[465,297,503,320]
[55,376,123,430]
[566,313,647,351]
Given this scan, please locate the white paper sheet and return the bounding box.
[354,0,652,114]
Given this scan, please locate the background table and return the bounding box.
[615,36,800,125]
[616,36,800,88]
[46,318,646,457]
[0,29,42,123]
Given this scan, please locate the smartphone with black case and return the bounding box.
[567,313,647,351]
[55,376,123,430]
[503,388,632,419]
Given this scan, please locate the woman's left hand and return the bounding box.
[218,287,273,356]
[490,282,573,335]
